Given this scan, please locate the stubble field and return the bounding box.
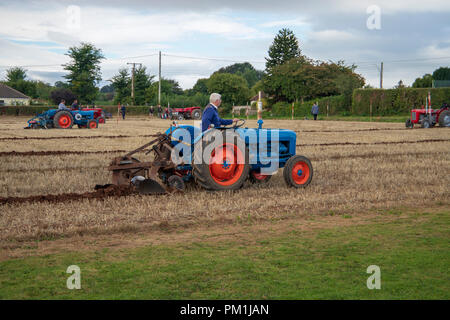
[0,116,448,249]
[1,115,449,299]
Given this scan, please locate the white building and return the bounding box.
[0,83,31,106]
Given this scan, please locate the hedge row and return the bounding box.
[271,95,346,117]
[0,105,154,116]
[352,87,450,116]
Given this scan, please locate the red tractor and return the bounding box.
[170,106,202,120]
[405,103,450,128]
[75,107,106,124]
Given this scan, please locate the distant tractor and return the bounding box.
[405,104,450,128]
[80,107,106,124]
[170,106,202,120]
[25,109,100,129]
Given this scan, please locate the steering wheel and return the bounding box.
[230,119,246,129]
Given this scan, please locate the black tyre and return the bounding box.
[53,111,73,129]
[192,130,250,190]
[87,119,98,129]
[422,119,430,128]
[283,155,313,188]
[177,114,184,120]
[192,109,202,120]
[167,175,185,191]
[438,110,450,127]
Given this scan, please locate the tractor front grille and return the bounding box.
[412,112,416,121]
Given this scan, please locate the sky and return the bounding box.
[0,0,449,89]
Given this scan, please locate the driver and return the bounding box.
[201,93,238,132]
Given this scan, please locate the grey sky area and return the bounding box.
[0,0,449,89]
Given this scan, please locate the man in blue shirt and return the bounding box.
[201,93,238,132]
[311,102,319,120]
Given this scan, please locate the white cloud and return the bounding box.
[260,18,308,28]
[308,29,358,42]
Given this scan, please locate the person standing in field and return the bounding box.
[121,104,126,120]
[311,102,319,120]
[158,105,162,118]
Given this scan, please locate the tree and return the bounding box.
[111,68,131,104]
[133,66,154,105]
[100,84,114,93]
[432,67,450,81]
[412,74,433,88]
[63,42,105,104]
[191,78,209,95]
[54,81,69,88]
[50,88,77,105]
[394,80,406,89]
[214,62,263,87]
[264,57,364,104]
[4,67,37,98]
[265,28,301,72]
[207,73,250,112]
[5,67,27,83]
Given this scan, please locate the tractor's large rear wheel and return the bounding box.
[54,111,73,129]
[283,155,313,188]
[192,130,249,190]
[438,110,450,127]
[191,109,202,120]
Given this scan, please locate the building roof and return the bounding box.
[0,83,30,99]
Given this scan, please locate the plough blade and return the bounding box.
[135,178,166,195]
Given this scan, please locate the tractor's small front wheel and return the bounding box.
[283,155,313,188]
[167,175,185,191]
[87,119,98,129]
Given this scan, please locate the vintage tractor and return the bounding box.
[170,106,202,120]
[79,107,106,124]
[405,103,450,129]
[101,119,313,194]
[25,109,100,129]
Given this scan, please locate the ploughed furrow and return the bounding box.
[1,165,105,173]
[296,128,405,133]
[297,138,450,147]
[0,185,137,206]
[0,150,126,157]
[0,134,159,141]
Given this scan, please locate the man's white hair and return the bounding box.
[209,93,221,104]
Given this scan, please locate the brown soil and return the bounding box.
[0,150,125,157]
[0,184,136,206]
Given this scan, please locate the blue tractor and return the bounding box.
[25,109,99,129]
[104,119,312,194]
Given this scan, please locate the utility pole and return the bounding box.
[380,62,384,89]
[127,62,142,105]
[158,51,162,107]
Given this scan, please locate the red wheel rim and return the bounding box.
[98,118,105,123]
[252,171,270,181]
[89,121,97,128]
[58,115,71,128]
[291,161,310,185]
[209,143,244,186]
